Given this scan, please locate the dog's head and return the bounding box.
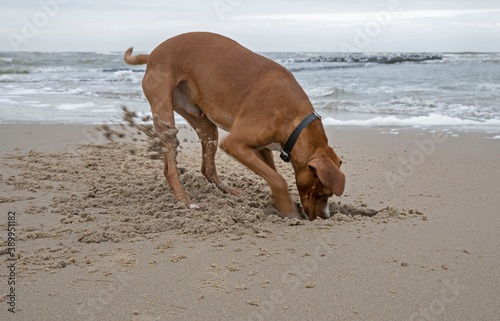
[295,146,345,220]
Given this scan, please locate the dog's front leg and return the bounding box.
[220,135,299,218]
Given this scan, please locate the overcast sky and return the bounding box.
[1,0,500,52]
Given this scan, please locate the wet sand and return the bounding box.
[0,123,499,320]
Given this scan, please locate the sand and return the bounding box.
[0,122,499,320]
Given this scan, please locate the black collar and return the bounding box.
[280,112,322,162]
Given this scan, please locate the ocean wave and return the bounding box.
[97,52,120,56]
[0,68,30,74]
[0,66,83,74]
[386,98,500,120]
[312,96,500,122]
[323,113,500,127]
[0,57,13,63]
[287,63,361,72]
[55,102,97,110]
[90,109,118,113]
[102,68,144,73]
[34,66,78,73]
[108,70,143,83]
[305,87,346,98]
[279,53,443,65]
[443,53,500,63]
[0,75,15,82]
[0,98,16,104]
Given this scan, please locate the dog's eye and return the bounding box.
[317,193,331,200]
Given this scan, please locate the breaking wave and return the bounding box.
[279,53,443,65]
[323,113,500,127]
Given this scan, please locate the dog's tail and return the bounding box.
[124,47,149,65]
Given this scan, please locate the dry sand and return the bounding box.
[0,122,499,320]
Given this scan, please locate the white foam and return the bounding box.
[69,88,85,94]
[90,109,118,113]
[111,70,142,84]
[0,57,13,63]
[315,97,500,123]
[486,135,500,139]
[2,88,40,95]
[55,102,97,110]
[323,113,500,127]
[0,98,16,104]
[305,86,341,98]
[35,66,75,73]
[0,75,14,82]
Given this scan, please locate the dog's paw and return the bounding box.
[275,202,303,219]
[188,203,202,210]
[185,202,204,211]
[278,212,303,220]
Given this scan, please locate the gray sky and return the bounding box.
[1,0,500,52]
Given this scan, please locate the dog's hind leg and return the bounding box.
[142,70,198,209]
[174,107,244,196]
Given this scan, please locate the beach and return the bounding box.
[1,123,499,320]
[2,2,500,320]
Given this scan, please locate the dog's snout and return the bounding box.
[320,206,330,219]
[302,201,330,221]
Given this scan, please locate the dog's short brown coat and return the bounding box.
[125,32,345,220]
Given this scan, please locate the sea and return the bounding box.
[1,51,499,133]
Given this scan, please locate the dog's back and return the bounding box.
[145,32,310,127]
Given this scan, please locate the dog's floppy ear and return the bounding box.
[308,154,345,196]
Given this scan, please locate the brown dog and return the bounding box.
[124,32,345,220]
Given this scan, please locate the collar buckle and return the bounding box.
[280,151,290,162]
